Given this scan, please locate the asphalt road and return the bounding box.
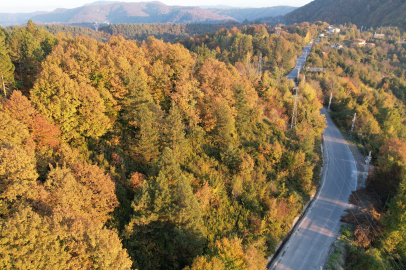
[269,108,357,270]
[287,39,319,82]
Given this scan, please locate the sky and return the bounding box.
[3,0,313,13]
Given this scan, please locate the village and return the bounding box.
[317,24,406,50]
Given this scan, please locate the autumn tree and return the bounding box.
[0,32,14,96]
[31,63,111,142]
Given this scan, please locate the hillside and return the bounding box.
[0,2,296,26]
[0,11,48,26]
[209,6,297,22]
[29,2,235,24]
[285,0,406,29]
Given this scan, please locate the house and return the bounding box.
[374,32,385,39]
[366,43,376,47]
[352,39,366,46]
[399,40,405,44]
[331,44,343,49]
[329,28,341,33]
[319,33,325,38]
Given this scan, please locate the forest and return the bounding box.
[36,21,243,43]
[1,19,406,270]
[0,20,326,269]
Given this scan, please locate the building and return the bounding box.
[329,28,341,34]
[319,33,325,38]
[331,44,343,49]
[399,40,405,44]
[352,39,366,46]
[366,43,376,47]
[374,32,385,39]
[275,27,282,36]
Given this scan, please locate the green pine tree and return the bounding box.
[156,147,183,187]
[163,103,190,163]
[132,104,160,164]
[213,100,236,149]
[125,170,204,270]
[234,84,251,137]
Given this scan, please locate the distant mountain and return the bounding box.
[0,11,48,26]
[285,0,406,29]
[210,6,297,22]
[84,1,120,6]
[198,5,241,10]
[27,2,236,24]
[0,2,296,26]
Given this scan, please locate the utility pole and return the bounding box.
[291,87,300,129]
[1,73,6,97]
[327,92,332,111]
[256,52,262,75]
[350,113,356,137]
[363,151,372,187]
[94,22,99,32]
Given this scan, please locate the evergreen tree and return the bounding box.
[156,147,183,187]
[131,104,160,164]
[213,99,236,149]
[163,103,190,163]
[125,171,204,270]
[234,84,251,137]
[121,66,154,126]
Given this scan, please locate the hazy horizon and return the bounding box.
[2,0,313,13]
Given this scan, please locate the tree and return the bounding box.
[0,33,14,96]
[0,144,38,205]
[125,170,204,270]
[130,104,161,164]
[234,84,252,137]
[156,147,183,187]
[0,204,70,270]
[7,20,57,90]
[163,103,190,163]
[44,163,118,223]
[213,98,236,149]
[0,111,34,154]
[4,91,61,149]
[0,203,133,270]
[31,63,111,142]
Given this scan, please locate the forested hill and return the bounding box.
[0,2,295,26]
[0,20,327,270]
[285,0,406,29]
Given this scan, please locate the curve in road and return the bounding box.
[269,108,357,270]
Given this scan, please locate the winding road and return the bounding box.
[269,40,357,270]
